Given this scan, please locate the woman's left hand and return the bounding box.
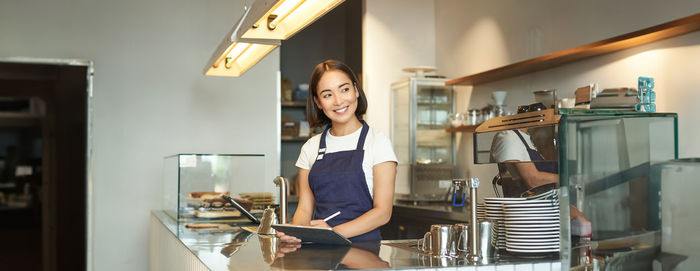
[309,219,331,229]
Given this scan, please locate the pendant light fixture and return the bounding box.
[204,0,344,77]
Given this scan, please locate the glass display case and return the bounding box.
[657,158,700,269]
[163,154,266,222]
[474,109,678,270]
[391,77,455,201]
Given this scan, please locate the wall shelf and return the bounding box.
[281,136,310,142]
[0,113,42,127]
[281,101,306,108]
[446,13,700,86]
[445,125,478,133]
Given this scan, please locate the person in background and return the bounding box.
[276,60,398,243]
[490,127,558,196]
[490,126,590,235]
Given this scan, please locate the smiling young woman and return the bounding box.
[306,61,368,136]
[276,60,398,243]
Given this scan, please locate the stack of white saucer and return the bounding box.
[484,197,526,250]
[484,189,560,253]
[502,190,560,253]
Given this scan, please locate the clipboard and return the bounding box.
[271,224,352,246]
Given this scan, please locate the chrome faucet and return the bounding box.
[273,176,289,224]
[468,177,480,262]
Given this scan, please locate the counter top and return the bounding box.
[152,211,562,271]
[392,201,471,222]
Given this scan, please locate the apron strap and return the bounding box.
[317,125,332,160]
[513,129,536,152]
[316,121,369,160]
[356,120,369,150]
[513,129,547,162]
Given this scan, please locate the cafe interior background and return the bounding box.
[1,0,700,270]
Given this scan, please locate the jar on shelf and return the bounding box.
[465,109,481,125]
[448,113,465,127]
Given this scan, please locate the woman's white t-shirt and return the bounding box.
[296,125,398,198]
[490,130,537,163]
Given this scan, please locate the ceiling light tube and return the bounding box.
[267,0,306,30]
[204,0,343,76]
[239,0,345,40]
[204,7,281,77]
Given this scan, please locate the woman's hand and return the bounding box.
[309,219,331,229]
[341,247,390,269]
[275,230,302,244]
[275,241,301,258]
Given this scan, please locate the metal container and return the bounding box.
[467,109,481,125]
[429,224,456,257]
[534,89,557,110]
[478,220,495,259]
[454,223,470,253]
[418,224,456,257]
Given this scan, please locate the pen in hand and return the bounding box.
[323,211,341,222]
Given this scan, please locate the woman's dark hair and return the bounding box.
[306,60,367,128]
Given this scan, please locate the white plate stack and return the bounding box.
[484,197,526,250]
[476,204,487,221]
[484,190,560,253]
[502,190,560,254]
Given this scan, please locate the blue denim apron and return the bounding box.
[308,121,381,242]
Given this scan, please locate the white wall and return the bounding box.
[434,0,700,199]
[363,0,437,134]
[0,0,280,270]
[364,0,436,194]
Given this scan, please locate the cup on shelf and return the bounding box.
[466,109,481,125]
[448,113,464,127]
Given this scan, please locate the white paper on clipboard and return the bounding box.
[271,224,352,246]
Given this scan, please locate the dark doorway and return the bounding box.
[279,0,363,201]
[0,61,89,271]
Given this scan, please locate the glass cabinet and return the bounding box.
[473,109,678,270]
[558,109,676,270]
[163,154,266,222]
[391,77,455,201]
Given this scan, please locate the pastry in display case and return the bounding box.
[163,154,267,222]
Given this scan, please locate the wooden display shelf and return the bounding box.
[446,13,700,86]
[281,135,310,142]
[281,101,306,107]
[445,125,478,133]
[0,113,42,127]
